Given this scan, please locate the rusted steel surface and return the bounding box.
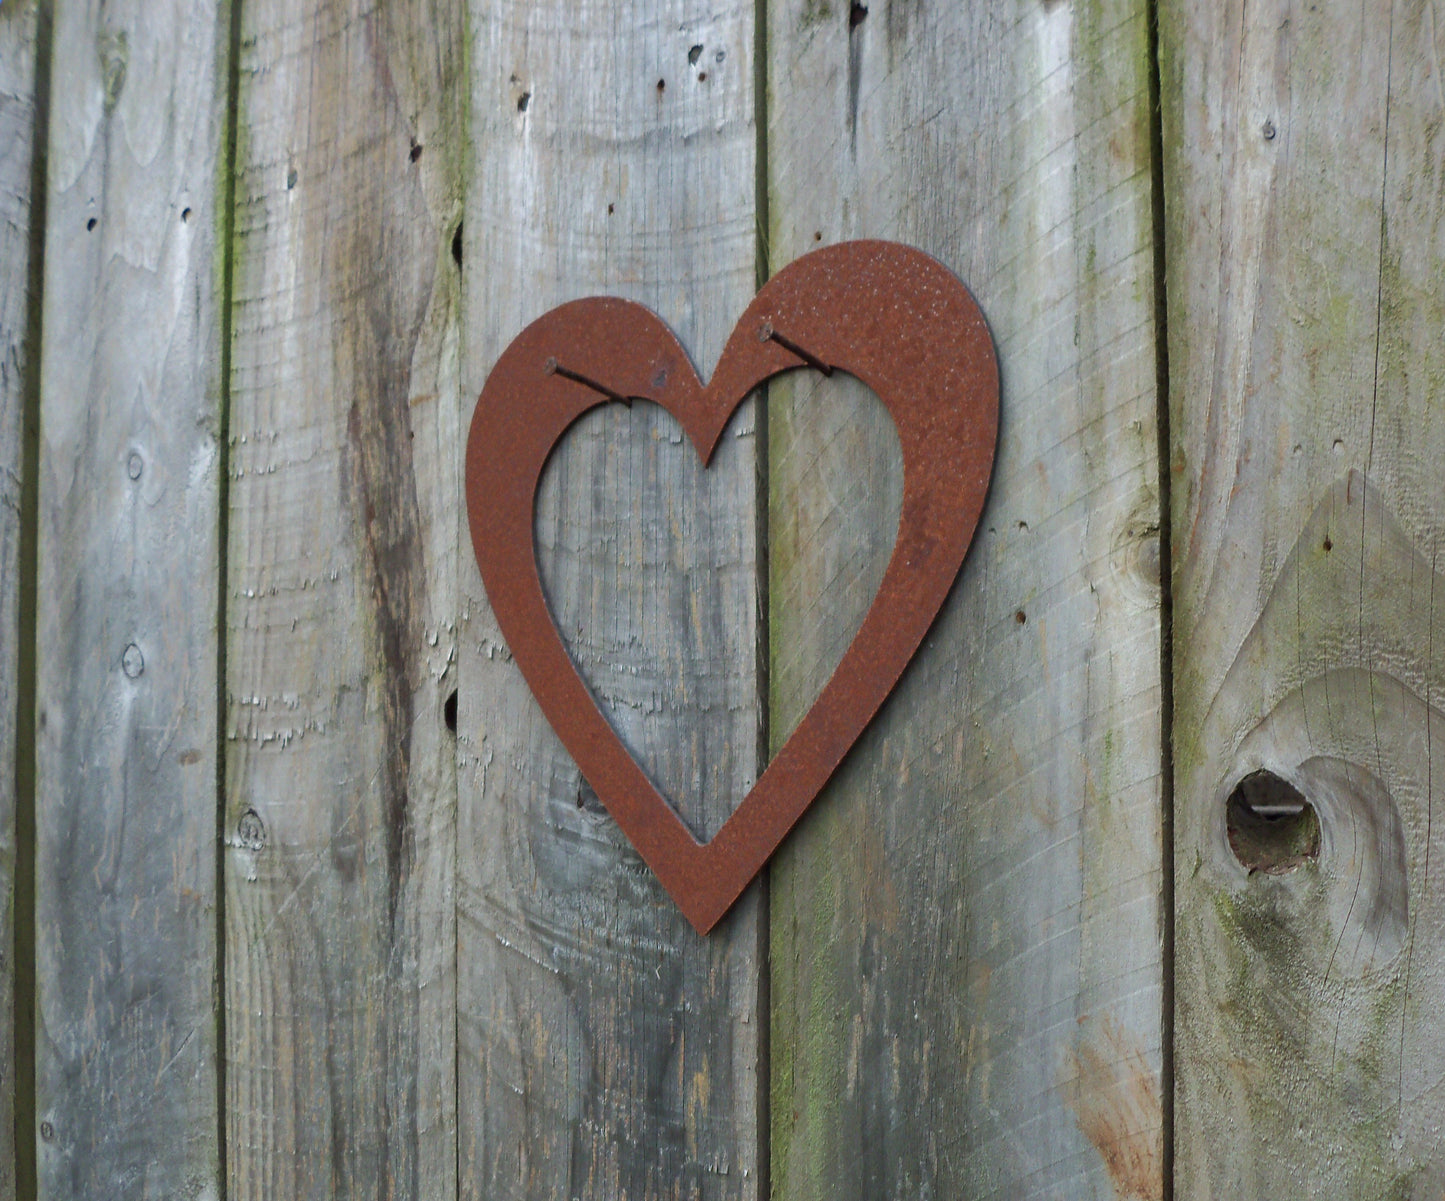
[466,240,999,933]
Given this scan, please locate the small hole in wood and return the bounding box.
[444,689,458,734]
[1322,536,1333,552]
[451,222,463,268]
[607,202,615,215]
[813,230,823,241]
[236,808,266,852]
[1226,770,1320,875]
[688,44,703,65]
[287,168,298,190]
[409,142,423,162]
[1014,609,1027,624]
[698,71,707,82]
[850,2,869,27]
[181,207,191,223]
[517,92,531,113]
[86,217,97,231]
[657,78,666,93]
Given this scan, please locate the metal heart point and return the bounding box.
[466,240,999,934]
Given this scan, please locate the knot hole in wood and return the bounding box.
[1225,770,1320,875]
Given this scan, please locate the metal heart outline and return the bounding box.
[466,240,999,933]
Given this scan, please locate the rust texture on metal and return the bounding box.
[466,240,999,934]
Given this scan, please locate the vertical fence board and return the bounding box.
[32,0,228,1194]
[1165,0,1445,1192]
[224,0,464,1194]
[0,2,41,1194]
[765,3,1164,1197]
[456,4,764,1198]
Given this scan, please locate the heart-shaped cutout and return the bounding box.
[466,240,998,933]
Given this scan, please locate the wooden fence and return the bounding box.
[1,0,1441,1196]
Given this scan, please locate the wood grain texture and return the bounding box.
[456,3,764,1197]
[223,0,464,1194]
[32,0,228,1194]
[765,2,1165,1197]
[1164,0,1445,1192]
[0,2,40,1194]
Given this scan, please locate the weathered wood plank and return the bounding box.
[1165,0,1445,1192]
[766,2,1165,1197]
[0,2,42,1194]
[32,0,228,1194]
[223,0,464,1194]
[456,4,764,1197]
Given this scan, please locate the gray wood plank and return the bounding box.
[765,2,1166,1197]
[1164,0,1445,1192]
[32,0,228,1194]
[0,2,41,1195]
[222,0,464,1194]
[456,4,765,1197]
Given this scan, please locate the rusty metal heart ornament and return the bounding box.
[466,241,998,934]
